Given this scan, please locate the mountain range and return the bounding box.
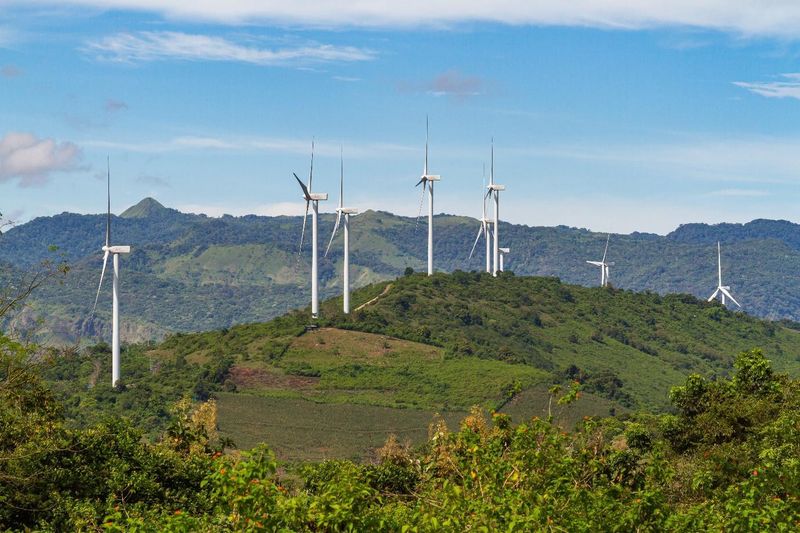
[3,197,800,343]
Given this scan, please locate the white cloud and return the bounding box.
[707,188,770,197]
[83,135,415,158]
[12,1,800,37]
[734,73,800,99]
[508,136,800,184]
[84,31,375,65]
[0,132,82,187]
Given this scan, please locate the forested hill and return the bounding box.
[153,272,800,413]
[5,197,800,343]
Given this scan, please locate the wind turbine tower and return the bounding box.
[708,241,740,307]
[325,148,359,314]
[586,234,614,287]
[294,141,328,318]
[486,140,506,277]
[468,165,492,273]
[90,159,131,387]
[415,117,441,276]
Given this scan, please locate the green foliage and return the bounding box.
[3,340,800,530]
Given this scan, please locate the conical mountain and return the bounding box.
[120,197,171,219]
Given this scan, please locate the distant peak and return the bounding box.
[120,197,168,218]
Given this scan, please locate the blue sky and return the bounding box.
[3,1,800,234]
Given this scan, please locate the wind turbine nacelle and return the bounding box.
[424,174,441,181]
[339,207,359,215]
[103,245,131,254]
[499,247,510,253]
[310,193,329,201]
[488,184,506,191]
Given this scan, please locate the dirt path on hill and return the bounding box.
[354,283,393,312]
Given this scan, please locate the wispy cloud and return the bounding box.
[707,188,770,197]
[398,69,485,99]
[105,98,128,112]
[734,73,800,100]
[83,31,376,66]
[83,135,414,158]
[0,132,82,187]
[15,1,800,38]
[1,65,22,78]
[426,70,484,99]
[136,174,171,188]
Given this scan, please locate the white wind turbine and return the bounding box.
[486,140,505,277]
[499,247,510,272]
[468,166,492,273]
[415,116,441,276]
[586,234,614,287]
[294,140,328,319]
[708,241,740,307]
[89,158,131,387]
[325,148,358,314]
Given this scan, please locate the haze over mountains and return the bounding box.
[3,197,800,343]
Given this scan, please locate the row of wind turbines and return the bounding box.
[89,121,740,387]
[292,119,511,320]
[291,118,741,321]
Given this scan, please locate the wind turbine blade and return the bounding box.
[482,169,487,219]
[602,234,610,263]
[106,156,111,247]
[708,288,720,302]
[415,177,426,187]
[720,287,741,307]
[717,241,722,287]
[339,146,344,209]
[414,181,426,231]
[90,250,110,320]
[468,224,483,260]
[325,211,342,257]
[425,115,429,175]
[299,200,310,251]
[308,139,315,192]
[294,172,311,199]
[490,138,494,186]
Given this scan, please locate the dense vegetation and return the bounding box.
[6,198,800,343]
[156,272,800,413]
[3,334,798,530]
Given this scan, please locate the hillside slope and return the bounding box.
[154,273,800,412]
[41,273,800,459]
[6,198,800,343]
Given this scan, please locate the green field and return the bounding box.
[216,393,465,461]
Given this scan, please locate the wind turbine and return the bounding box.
[586,234,614,287]
[89,158,131,387]
[294,140,328,319]
[325,148,358,314]
[708,241,740,307]
[486,139,505,277]
[415,116,441,276]
[499,247,510,272]
[468,165,492,273]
